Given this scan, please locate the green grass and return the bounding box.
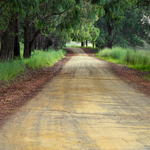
[23,50,65,69]
[0,44,66,82]
[97,47,150,72]
[0,60,26,81]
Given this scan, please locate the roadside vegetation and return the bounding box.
[0,1,150,82]
[0,44,66,82]
[97,47,150,72]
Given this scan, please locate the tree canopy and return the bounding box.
[0,0,150,60]
[95,0,150,49]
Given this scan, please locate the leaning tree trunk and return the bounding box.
[14,13,20,58]
[1,18,15,61]
[29,29,41,54]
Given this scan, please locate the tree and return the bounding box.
[0,0,83,60]
[1,0,141,60]
[95,1,150,49]
[0,1,18,60]
[22,0,85,58]
[14,13,20,58]
[70,0,100,46]
[89,25,100,47]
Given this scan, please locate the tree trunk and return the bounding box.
[0,18,15,61]
[107,42,112,49]
[42,36,46,51]
[14,13,20,58]
[107,22,113,49]
[51,38,57,50]
[86,40,88,47]
[93,42,94,48]
[29,29,40,53]
[0,34,1,50]
[81,42,84,47]
[23,14,41,58]
[23,13,30,58]
[100,45,105,49]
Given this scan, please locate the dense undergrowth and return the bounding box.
[97,47,150,72]
[0,46,66,82]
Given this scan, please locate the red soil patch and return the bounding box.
[0,50,74,127]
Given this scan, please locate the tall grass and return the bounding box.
[23,50,65,69]
[0,49,66,82]
[0,60,26,81]
[97,47,150,71]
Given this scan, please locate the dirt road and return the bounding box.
[0,47,150,150]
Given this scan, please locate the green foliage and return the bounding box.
[90,25,100,42]
[72,24,100,43]
[1,0,149,61]
[97,47,150,71]
[95,2,150,49]
[67,0,101,43]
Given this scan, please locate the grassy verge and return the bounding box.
[0,46,66,82]
[23,50,65,69]
[97,47,150,73]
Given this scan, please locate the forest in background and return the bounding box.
[0,0,150,61]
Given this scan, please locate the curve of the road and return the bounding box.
[0,47,150,150]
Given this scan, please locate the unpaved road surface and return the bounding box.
[0,47,150,150]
